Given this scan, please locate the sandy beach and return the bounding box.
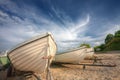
[44,52,120,80]
[0,52,120,80]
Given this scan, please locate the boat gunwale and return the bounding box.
[87,51,94,53]
[56,47,86,55]
[7,33,57,55]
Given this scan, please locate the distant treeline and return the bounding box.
[94,30,120,51]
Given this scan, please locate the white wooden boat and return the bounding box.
[85,48,94,59]
[7,33,57,73]
[54,47,87,64]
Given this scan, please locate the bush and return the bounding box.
[95,30,120,51]
[114,30,120,37]
[80,43,91,48]
[94,44,106,51]
[105,37,120,50]
[105,34,114,44]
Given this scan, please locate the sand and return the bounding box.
[49,52,120,80]
[0,52,120,80]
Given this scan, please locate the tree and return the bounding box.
[115,30,120,37]
[105,37,120,50]
[94,30,120,51]
[94,46,101,51]
[99,44,106,51]
[105,34,114,44]
[94,44,105,51]
[80,43,91,48]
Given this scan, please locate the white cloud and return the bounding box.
[103,25,120,35]
[0,0,120,52]
[0,7,90,52]
[70,14,90,33]
[0,10,8,17]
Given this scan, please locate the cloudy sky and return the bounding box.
[0,0,120,52]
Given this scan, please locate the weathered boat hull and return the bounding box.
[55,47,87,64]
[85,48,94,59]
[7,33,57,73]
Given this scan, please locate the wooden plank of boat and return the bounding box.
[85,48,94,59]
[54,47,87,64]
[7,33,57,74]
